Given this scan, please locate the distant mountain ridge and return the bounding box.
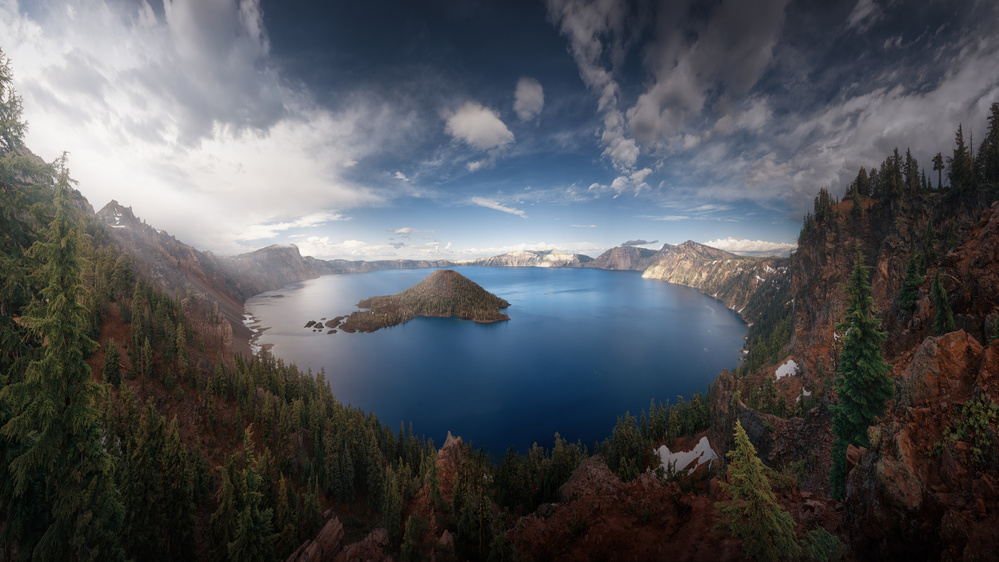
[97,199,790,355]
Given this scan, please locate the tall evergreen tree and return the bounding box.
[0,171,125,560]
[898,254,921,312]
[163,417,196,560]
[933,152,944,189]
[103,338,121,387]
[932,271,956,335]
[947,124,974,191]
[829,247,893,499]
[978,102,999,184]
[715,420,800,562]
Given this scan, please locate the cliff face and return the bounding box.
[641,240,790,321]
[584,246,659,270]
[457,248,593,268]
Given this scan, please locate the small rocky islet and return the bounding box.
[304,269,510,334]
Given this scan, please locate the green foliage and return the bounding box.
[602,411,648,481]
[803,527,846,561]
[830,248,893,499]
[947,124,975,191]
[401,514,430,561]
[493,433,585,512]
[931,271,956,335]
[103,338,121,387]
[0,174,125,561]
[382,465,403,547]
[715,421,800,562]
[898,254,921,312]
[940,398,999,469]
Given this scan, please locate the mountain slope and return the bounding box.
[584,246,659,270]
[642,240,791,320]
[338,269,510,332]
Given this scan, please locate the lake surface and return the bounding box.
[244,267,746,456]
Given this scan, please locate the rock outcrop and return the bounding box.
[642,240,790,322]
[585,246,659,270]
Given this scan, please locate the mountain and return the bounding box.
[642,240,790,320]
[336,269,510,332]
[456,248,593,268]
[584,246,659,270]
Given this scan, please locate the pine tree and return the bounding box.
[0,172,125,560]
[103,338,121,387]
[932,152,944,189]
[829,247,893,499]
[978,102,999,183]
[209,465,238,562]
[932,271,956,335]
[302,475,322,540]
[123,404,168,559]
[898,255,921,312]
[921,216,938,270]
[947,124,974,191]
[227,431,275,562]
[382,464,403,546]
[163,417,196,560]
[715,420,800,562]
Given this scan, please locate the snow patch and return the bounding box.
[654,437,718,475]
[796,389,813,404]
[775,359,798,380]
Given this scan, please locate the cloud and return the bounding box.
[469,197,527,218]
[546,0,637,169]
[622,239,658,247]
[514,77,544,120]
[703,237,796,256]
[588,167,653,198]
[394,171,410,181]
[444,101,514,150]
[846,0,881,31]
[571,224,596,228]
[626,0,789,144]
[240,211,349,241]
[2,0,418,255]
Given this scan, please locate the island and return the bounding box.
[308,269,510,333]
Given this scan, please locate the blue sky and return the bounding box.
[3,0,997,259]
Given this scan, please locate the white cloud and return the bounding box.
[1,0,414,255]
[588,167,653,198]
[514,77,544,120]
[703,237,796,256]
[571,224,596,228]
[444,101,514,150]
[240,211,349,241]
[846,0,881,31]
[469,197,527,218]
[394,171,409,181]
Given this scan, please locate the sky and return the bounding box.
[2,0,997,260]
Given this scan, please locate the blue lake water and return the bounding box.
[244,267,746,456]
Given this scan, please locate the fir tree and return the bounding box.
[932,271,956,335]
[829,247,893,499]
[947,124,974,191]
[0,172,125,560]
[715,420,800,562]
[103,338,121,387]
[302,475,322,540]
[227,431,275,562]
[382,464,403,546]
[898,255,921,312]
[932,152,944,189]
[209,465,238,562]
[123,405,167,560]
[163,417,196,560]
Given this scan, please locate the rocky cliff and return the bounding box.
[642,240,790,322]
[456,248,593,268]
[584,246,659,270]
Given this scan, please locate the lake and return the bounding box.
[244,267,746,456]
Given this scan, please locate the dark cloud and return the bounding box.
[622,239,657,247]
